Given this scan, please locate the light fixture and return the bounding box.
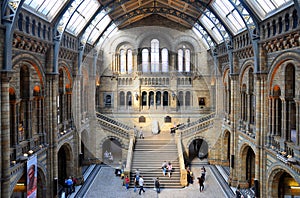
[290,186,300,189]
[172,92,176,100]
[135,92,139,100]
[28,150,34,155]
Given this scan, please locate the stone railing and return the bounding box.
[124,131,136,179]
[176,133,188,187]
[178,113,215,138]
[96,112,131,130]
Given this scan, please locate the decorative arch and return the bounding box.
[99,135,126,149]
[267,163,300,197]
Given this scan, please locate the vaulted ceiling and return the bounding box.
[99,0,212,29]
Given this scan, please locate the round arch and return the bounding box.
[57,143,73,187]
[239,143,256,188]
[186,136,210,163]
[100,136,124,165]
[267,164,300,197]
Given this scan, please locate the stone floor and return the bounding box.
[84,161,226,198]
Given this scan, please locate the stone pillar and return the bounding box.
[1,73,11,198]
[296,99,300,146]
[280,97,287,149]
[46,74,59,198]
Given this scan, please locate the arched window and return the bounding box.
[185,91,191,106]
[162,48,169,72]
[127,92,132,106]
[185,49,191,72]
[156,91,161,106]
[120,91,125,106]
[142,91,147,107]
[127,49,133,73]
[142,49,149,72]
[163,91,169,106]
[151,39,160,72]
[178,49,183,72]
[178,91,184,107]
[120,49,126,73]
[149,91,154,106]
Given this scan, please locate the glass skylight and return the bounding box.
[66,0,100,35]
[200,15,223,43]
[81,10,112,44]
[245,0,293,19]
[23,0,68,21]
[96,23,118,50]
[212,0,246,34]
[192,26,212,49]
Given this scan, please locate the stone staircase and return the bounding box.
[130,136,182,188]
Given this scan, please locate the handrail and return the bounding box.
[176,132,187,187]
[179,112,215,130]
[96,112,132,130]
[97,118,129,138]
[179,113,215,138]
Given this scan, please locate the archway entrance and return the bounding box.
[270,170,300,197]
[223,131,231,165]
[102,138,122,166]
[188,138,208,163]
[241,146,255,188]
[58,145,72,188]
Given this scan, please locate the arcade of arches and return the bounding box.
[1,1,300,198]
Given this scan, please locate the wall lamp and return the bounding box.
[290,186,300,189]
[135,92,139,100]
[172,92,176,100]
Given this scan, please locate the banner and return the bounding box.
[27,155,37,198]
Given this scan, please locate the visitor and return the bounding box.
[155,177,160,193]
[197,176,204,192]
[124,175,130,190]
[162,161,167,176]
[139,127,144,139]
[167,161,173,178]
[65,176,73,196]
[139,176,145,195]
[134,174,139,192]
[201,166,206,180]
[186,167,191,185]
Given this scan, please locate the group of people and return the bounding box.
[104,150,114,163]
[161,161,173,178]
[186,166,206,192]
[133,126,144,139]
[64,176,77,196]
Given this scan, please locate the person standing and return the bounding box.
[139,176,145,195]
[186,167,191,185]
[162,161,167,176]
[167,162,173,178]
[139,127,144,139]
[198,176,204,192]
[155,177,160,193]
[201,166,206,180]
[65,176,73,196]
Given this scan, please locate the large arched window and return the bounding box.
[127,91,132,106]
[120,49,126,73]
[185,91,191,106]
[151,39,159,72]
[178,49,183,72]
[163,91,169,106]
[142,49,149,72]
[162,48,168,72]
[185,49,191,72]
[120,91,125,106]
[127,49,133,73]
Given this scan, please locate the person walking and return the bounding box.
[124,175,130,190]
[167,162,173,178]
[198,176,204,192]
[138,176,145,195]
[155,177,160,193]
[134,174,139,192]
[65,176,73,196]
[162,161,167,176]
[201,166,206,180]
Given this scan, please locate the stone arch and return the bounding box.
[100,136,124,165]
[222,129,231,164]
[268,51,300,93]
[239,60,254,88]
[186,136,210,163]
[239,143,256,188]
[36,166,47,198]
[12,53,45,87]
[57,143,73,186]
[267,163,300,197]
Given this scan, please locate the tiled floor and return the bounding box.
[84,162,226,198]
